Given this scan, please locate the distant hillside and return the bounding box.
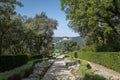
[70,36,84,47]
[53,37,63,42]
[53,36,84,50]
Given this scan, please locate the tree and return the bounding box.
[61,0,120,51]
[61,0,120,35]
[0,0,23,54]
[0,2,58,55]
[62,40,79,52]
[24,12,58,56]
[3,14,26,54]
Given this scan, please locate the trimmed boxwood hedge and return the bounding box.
[0,55,29,72]
[83,73,106,80]
[73,52,120,73]
[0,59,42,80]
[31,54,43,59]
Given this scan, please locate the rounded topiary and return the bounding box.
[74,52,78,58]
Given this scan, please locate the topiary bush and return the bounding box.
[74,52,78,58]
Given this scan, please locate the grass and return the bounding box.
[78,59,93,78]
[65,53,106,80]
[76,59,106,80]
[68,51,120,73]
[78,52,120,73]
[0,59,43,80]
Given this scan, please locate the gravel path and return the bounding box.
[89,62,120,80]
[42,55,75,80]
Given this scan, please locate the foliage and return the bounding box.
[73,52,120,73]
[71,36,84,47]
[53,37,84,51]
[0,0,23,55]
[78,59,105,80]
[0,0,58,56]
[0,1,57,76]
[80,45,96,52]
[85,27,120,52]
[65,54,106,80]
[74,52,78,58]
[62,40,80,52]
[0,59,42,80]
[0,7,57,56]
[24,12,57,56]
[61,0,120,36]
[83,74,106,80]
[0,55,29,72]
[61,0,120,51]
[31,54,43,59]
[78,59,93,78]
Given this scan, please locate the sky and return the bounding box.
[16,0,79,37]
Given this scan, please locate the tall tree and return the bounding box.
[61,0,120,36]
[61,0,120,51]
[0,0,23,54]
[24,12,58,56]
[62,40,79,52]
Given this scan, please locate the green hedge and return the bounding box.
[0,59,42,80]
[0,55,29,72]
[83,74,106,80]
[31,54,43,59]
[74,52,120,73]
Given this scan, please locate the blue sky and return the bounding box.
[16,0,79,37]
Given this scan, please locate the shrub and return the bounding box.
[73,58,106,80]
[0,55,28,72]
[76,52,120,73]
[80,45,96,52]
[84,74,106,80]
[31,54,43,59]
[0,59,42,80]
[74,52,78,58]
